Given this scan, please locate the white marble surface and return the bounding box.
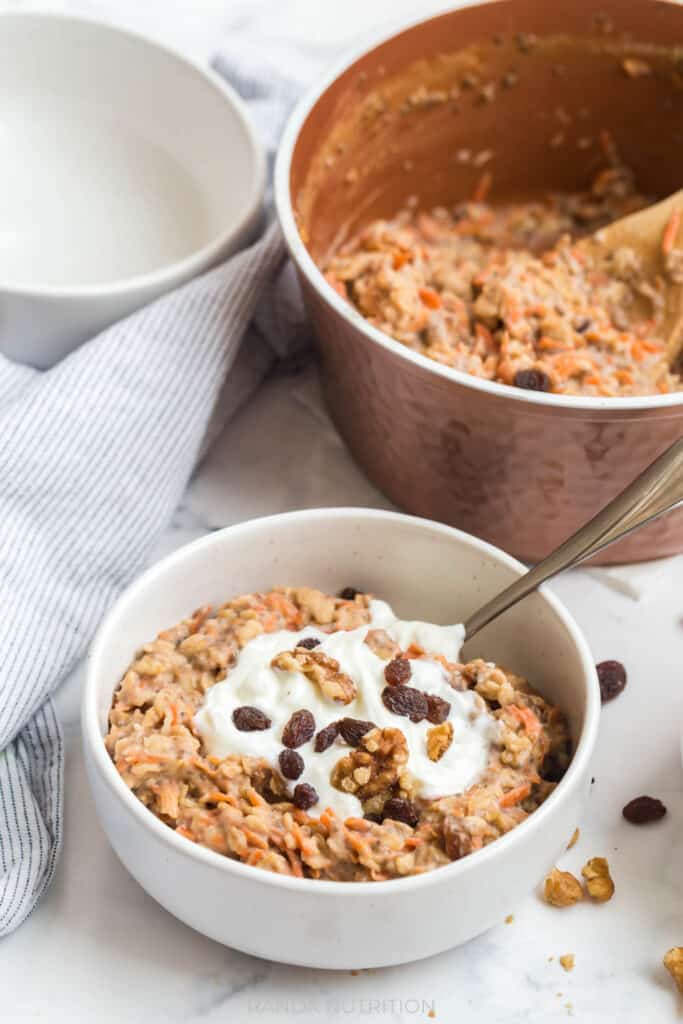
[2,2,683,1022]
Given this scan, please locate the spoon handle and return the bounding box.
[464,437,683,640]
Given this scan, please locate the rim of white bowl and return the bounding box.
[273,3,683,414]
[84,507,600,896]
[0,11,266,298]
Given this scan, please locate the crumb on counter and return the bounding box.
[560,953,575,972]
[664,947,683,994]
[567,827,580,849]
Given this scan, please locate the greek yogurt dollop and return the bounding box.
[194,600,499,818]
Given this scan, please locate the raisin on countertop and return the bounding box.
[596,660,627,703]
[622,795,666,824]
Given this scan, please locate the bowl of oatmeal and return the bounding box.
[274,0,683,562]
[83,509,599,967]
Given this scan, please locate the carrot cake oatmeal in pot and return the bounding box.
[324,166,683,398]
[106,587,570,881]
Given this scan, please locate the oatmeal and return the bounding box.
[106,587,570,881]
[324,168,682,397]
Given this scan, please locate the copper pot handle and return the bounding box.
[464,437,683,640]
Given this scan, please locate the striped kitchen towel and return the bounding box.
[0,44,322,935]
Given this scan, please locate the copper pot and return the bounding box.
[275,0,683,563]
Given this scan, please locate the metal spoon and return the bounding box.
[464,437,683,640]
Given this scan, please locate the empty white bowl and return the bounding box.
[83,509,599,968]
[0,14,265,367]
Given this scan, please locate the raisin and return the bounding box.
[232,706,271,731]
[382,685,429,723]
[293,782,319,810]
[363,812,384,824]
[542,753,566,783]
[339,587,360,600]
[281,709,316,748]
[513,368,552,392]
[314,721,340,752]
[575,317,592,333]
[426,694,451,724]
[338,717,376,746]
[382,797,419,828]
[384,657,412,686]
[278,749,304,780]
[622,795,667,824]
[296,636,320,650]
[596,660,627,703]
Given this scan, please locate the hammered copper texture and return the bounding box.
[284,0,683,564]
[300,278,683,564]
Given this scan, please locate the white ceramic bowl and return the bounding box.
[83,509,599,969]
[0,14,264,368]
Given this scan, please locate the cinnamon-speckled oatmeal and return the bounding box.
[324,167,682,397]
[106,587,570,881]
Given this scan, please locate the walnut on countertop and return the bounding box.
[543,867,583,907]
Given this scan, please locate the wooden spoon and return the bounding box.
[579,190,683,365]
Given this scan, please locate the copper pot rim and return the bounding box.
[274,1,683,417]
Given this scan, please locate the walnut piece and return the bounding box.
[471,659,517,706]
[427,721,454,762]
[559,953,575,972]
[582,856,614,902]
[271,648,356,704]
[364,628,400,660]
[293,586,335,624]
[331,727,409,805]
[664,947,683,994]
[543,867,583,907]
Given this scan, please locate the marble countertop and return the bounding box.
[2,2,683,1022]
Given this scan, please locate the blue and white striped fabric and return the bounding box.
[0,42,326,934]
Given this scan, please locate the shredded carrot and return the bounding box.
[404,642,425,659]
[507,704,542,738]
[392,249,413,270]
[472,169,493,203]
[419,286,442,309]
[538,336,566,352]
[285,850,304,877]
[245,786,267,808]
[662,209,682,255]
[500,782,532,808]
[264,591,302,626]
[244,829,269,850]
[345,817,372,832]
[630,340,647,361]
